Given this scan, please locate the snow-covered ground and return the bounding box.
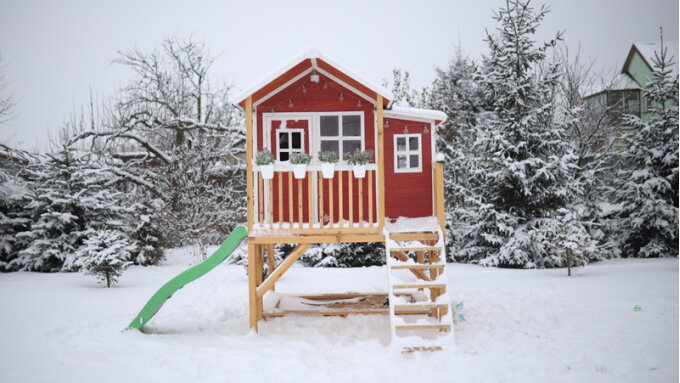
[0,249,677,383]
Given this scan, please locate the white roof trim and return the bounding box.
[384,105,448,125]
[233,46,394,107]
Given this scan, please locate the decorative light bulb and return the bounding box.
[288,99,293,108]
[271,108,275,113]
[385,120,390,128]
[323,80,328,89]
[302,85,307,93]
[357,99,362,107]
[310,70,320,83]
[339,92,344,101]
[403,126,409,134]
[424,125,429,134]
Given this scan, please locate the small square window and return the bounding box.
[393,134,422,173]
[320,116,339,136]
[321,140,339,153]
[343,140,361,156]
[291,132,302,149]
[342,115,361,136]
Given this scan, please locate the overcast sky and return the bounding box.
[0,0,677,150]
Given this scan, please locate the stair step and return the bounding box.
[390,246,442,253]
[390,264,445,270]
[393,303,448,310]
[402,346,443,353]
[392,283,447,289]
[395,324,451,331]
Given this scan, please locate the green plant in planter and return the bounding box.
[290,152,312,164]
[344,149,373,165]
[256,150,274,165]
[318,151,339,163]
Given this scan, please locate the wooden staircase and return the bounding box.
[384,228,454,352]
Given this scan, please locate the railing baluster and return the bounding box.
[318,172,324,227]
[339,171,344,228]
[368,170,373,227]
[288,172,293,227]
[329,176,334,226]
[307,173,313,227]
[268,178,273,225]
[349,172,354,226]
[258,172,264,224]
[297,178,303,229]
[359,174,363,227]
[277,171,283,226]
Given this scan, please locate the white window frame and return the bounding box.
[393,133,422,173]
[275,128,305,162]
[316,111,364,164]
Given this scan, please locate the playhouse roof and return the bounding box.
[233,47,395,110]
[384,105,447,125]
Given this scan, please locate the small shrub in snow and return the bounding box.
[76,230,135,287]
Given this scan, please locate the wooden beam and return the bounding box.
[338,171,344,227]
[257,243,310,299]
[377,95,385,230]
[277,171,283,225]
[389,232,439,241]
[392,251,430,281]
[368,170,373,226]
[434,161,446,245]
[247,241,258,331]
[246,96,254,231]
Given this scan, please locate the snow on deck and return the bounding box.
[0,255,677,383]
[384,216,439,233]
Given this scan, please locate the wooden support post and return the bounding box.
[246,96,254,231]
[267,244,275,291]
[377,95,385,231]
[256,244,264,321]
[434,161,446,245]
[257,243,310,299]
[247,241,258,331]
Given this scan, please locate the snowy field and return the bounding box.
[0,249,677,383]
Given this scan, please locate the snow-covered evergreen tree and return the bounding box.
[76,230,134,287]
[424,49,489,258]
[0,168,30,270]
[9,146,134,271]
[614,40,679,258]
[454,0,590,268]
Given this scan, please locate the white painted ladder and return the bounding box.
[384,228,454,352]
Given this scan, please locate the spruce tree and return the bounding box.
[76,230,134,287]
[455,0,589,268]
[615,40,679,258]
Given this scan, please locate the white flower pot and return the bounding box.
[292,164,307,179]
[320,163,335,179]
[353,165,367,178]
[260,164,274,180]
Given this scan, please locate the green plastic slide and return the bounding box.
[126,225,248,331]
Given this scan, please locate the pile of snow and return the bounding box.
[0,252,676,382]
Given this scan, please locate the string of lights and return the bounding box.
[261,69,430,135]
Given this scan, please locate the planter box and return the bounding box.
[260,164,274,180]
[353,165,367,178]
[320,163,335,179]
[292,164,307,179]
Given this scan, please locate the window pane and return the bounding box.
[408,136,419,150]
[342,115,361,136]
[291,132,302,149]
[320,116,339,136]
[397,155,407,169]
[396,137,406,151]
[409,155,419,168]
[320,140,339,154]
[279,132,289,149]
[280,151,289,161]
[343,140,361,157]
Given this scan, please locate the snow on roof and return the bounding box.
[233,46,394,108]
[384,105,448,125]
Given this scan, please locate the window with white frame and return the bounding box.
[319,113,363,160]
[394,134,422,173]
[276,129,304,161]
